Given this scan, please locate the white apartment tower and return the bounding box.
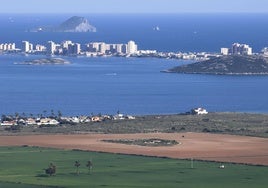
[99,42,107,54]
[47,41,56,55]
[116,44,123,53]
[127,40,137,54]
[231,43,252,55]
[22,41,32,52]
[74,43,81,54]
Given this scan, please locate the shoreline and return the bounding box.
[1,112,268,138]
[162,70,268,75]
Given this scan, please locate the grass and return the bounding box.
[0,146,268,187]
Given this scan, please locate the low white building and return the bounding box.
[191,108,208,115]
[221,48,229,55]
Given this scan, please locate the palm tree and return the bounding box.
[57,110,62,119]
[43,110,47,118]
[14,112,19,120]
[50,109,55,118]
[74,161,81,175]
[86,160,93,174]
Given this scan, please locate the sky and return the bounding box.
[1,0,268,14]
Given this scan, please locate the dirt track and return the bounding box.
[0,132,268,165]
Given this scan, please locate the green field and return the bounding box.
[0,146,268,188]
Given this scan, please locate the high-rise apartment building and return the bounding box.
[127,40,138,54]
[22,41,32,52]
[231,43,252,55]
[47,41,56,55]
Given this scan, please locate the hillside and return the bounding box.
[167,55,268,75]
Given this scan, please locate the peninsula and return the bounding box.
[165,55,268,75]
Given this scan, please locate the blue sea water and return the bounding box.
[1,13,268,52]
[0,14,268,116]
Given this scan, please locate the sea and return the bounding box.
[0,13,268,116]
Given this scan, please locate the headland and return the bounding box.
[165,55,268,75]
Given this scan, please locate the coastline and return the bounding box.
[1,112,268,138]
[162,70,268,75]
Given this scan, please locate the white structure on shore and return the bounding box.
[232,43,252,55]
[85,41,137,55]
[47,41,57,55]
[0,43,16,51]
[220,48,229,55]
[191,108,208,115]
[127,40,138,54]
[22,41,33,53]
[221,43,252,56]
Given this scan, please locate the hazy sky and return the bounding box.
[1,0,268,13]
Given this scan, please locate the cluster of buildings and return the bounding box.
[1,117,60,126]
[0,43,16,51]
[0,40,138,56]
[2,40,268,61]
[0,39,219,60]
[221,43,253,56]
[0,113,135,127]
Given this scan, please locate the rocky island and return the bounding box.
[165,55,268,75]
[31,16,96,33]
[56,16,96,32]
[15,58,71,65]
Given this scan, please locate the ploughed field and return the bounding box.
[0,132,268,166]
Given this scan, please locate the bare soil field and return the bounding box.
[1,132,268,166]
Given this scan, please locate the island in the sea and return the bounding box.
[56,16,96,32]
[15,58,71,65]
[31,16,96,33]
[165,55,268,75]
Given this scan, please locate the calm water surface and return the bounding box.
[0,54,268,116]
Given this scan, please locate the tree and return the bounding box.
[45,163,56,176]
[74,161,81,175]
[1,114,7,121]
[50,109,55,118]
[43,110,47,118]
[14,112,19,120]
[86,160,93,174]
[57,110,62,119]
